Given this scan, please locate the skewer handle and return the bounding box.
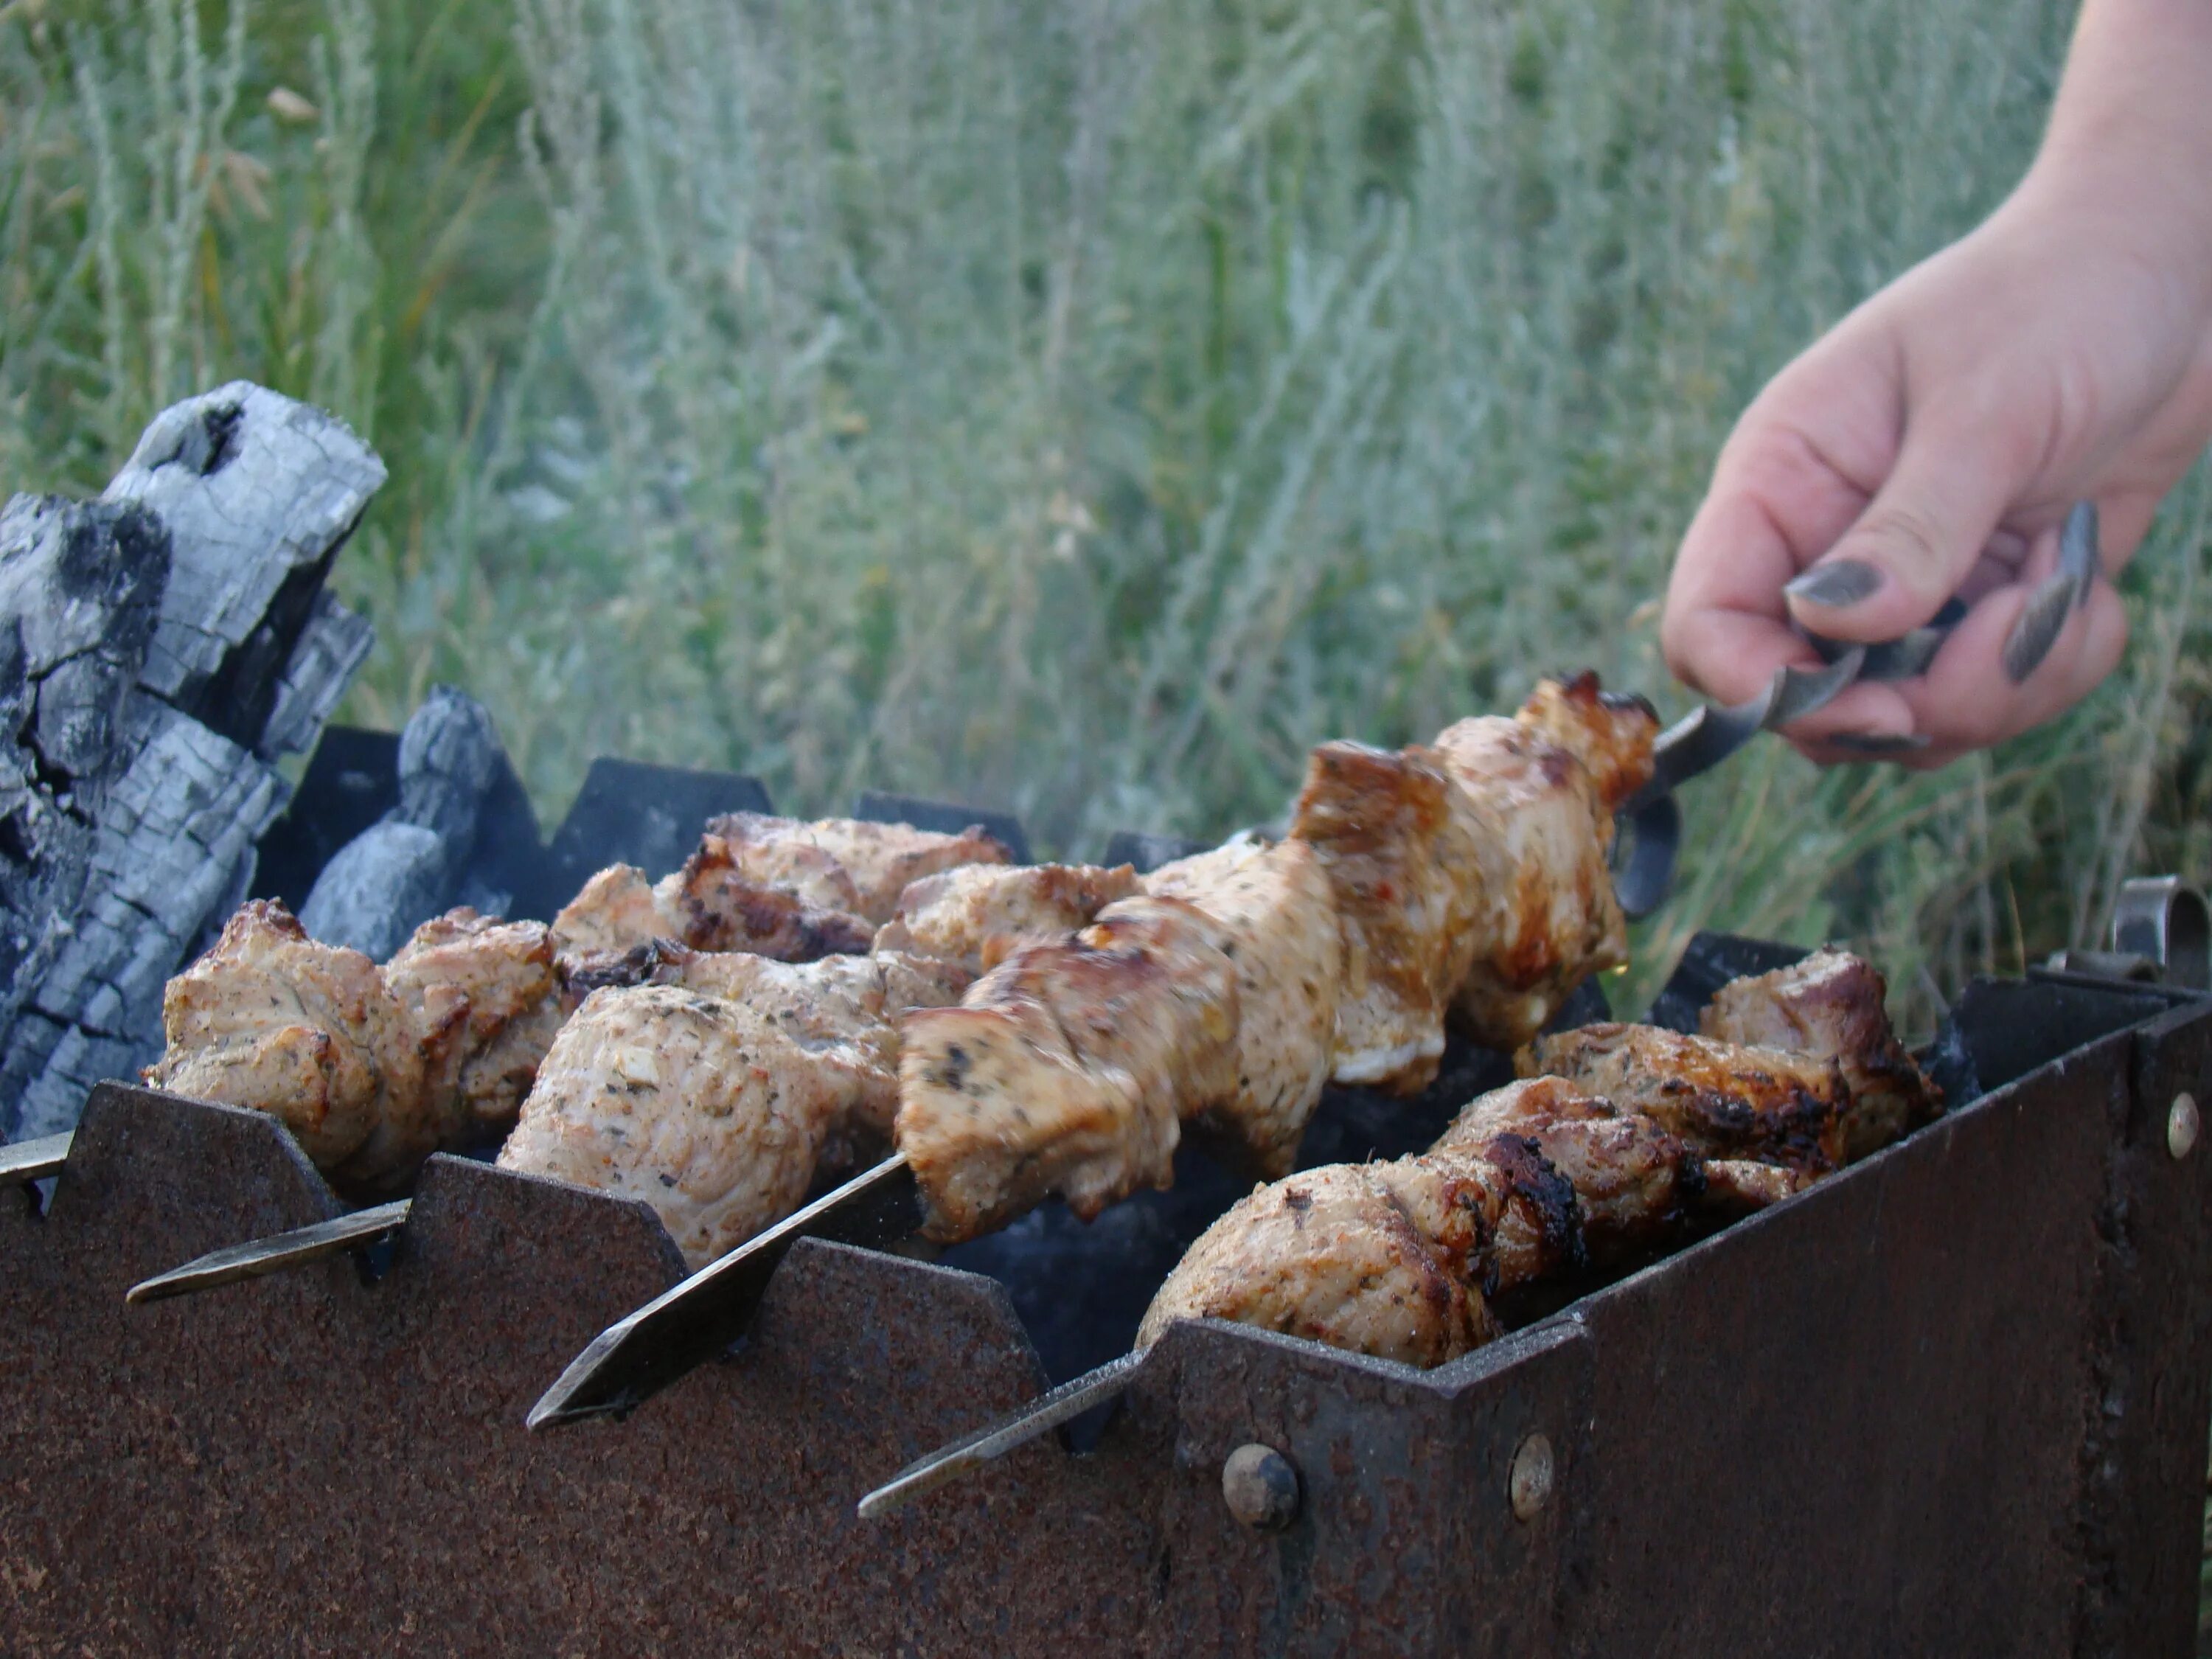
[858,1349,1145,1521]
[125,1200,413,1304]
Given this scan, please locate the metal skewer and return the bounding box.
[528,1150,925,1429]
[125,1200,412,1304]
[857,1350,1145,1520]
[1,1131,73,1189]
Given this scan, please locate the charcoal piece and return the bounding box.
[851,789,1030,865]
[251,727,402,911]
[299,823,450,961]
[104,382,385,754]
[296,686,516,956]
[0,386,383,1144]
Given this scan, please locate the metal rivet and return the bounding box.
[1509,1433,1554,1523]
[1221,1443,1301,1533]
[2168,1093,2199,1161]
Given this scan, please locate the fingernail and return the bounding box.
[2002,569,2076,684]
[1784,560,1885,610]
[1826,731,1933,756]
[2059,500,2100,613]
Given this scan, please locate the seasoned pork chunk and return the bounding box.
[548,839,874,963]
[497,945,971,1265]
[1288,741,1482,1094]
[1143,838,1340,1178]
[872,861,1141,975]
[705,812,1013,925]
[1700,948,1941,1161]
[897,896,1239,1244]
[146,900,422,1172]
[383,910,566,1143]
[1135,1163,1502,1368]
[146,902,570,1194]
[497,984,863,1268]
[1423,676,1659,1051]
[1520,1023,1846,1171]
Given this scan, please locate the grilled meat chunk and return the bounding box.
[146,900,422,1172]
[705,811,1013,926]
[497,984,864,1268]
[1425,676,1659,1051]
[1700,948,1941,1162]
[872,861,1141,975]
[1289,741,1483,1094]
[1136,1163,1502,1369]
[147,902,571,1193]
[549,840,874,963]
[1433,1077,1703,1276]
[1521,1023,1847,1172]
[897,896,1239,1244]
[1143,838,1340,1178]
[1512,671,1660,813]
[383,910,566,1143]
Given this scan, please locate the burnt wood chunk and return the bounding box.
[299,685,518,958]
[0,385,384,1141]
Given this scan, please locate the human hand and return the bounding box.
[1660,6,2212,767]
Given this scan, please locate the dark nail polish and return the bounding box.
[1784,560,1885,609]
[1826,731,1933,757]
[2059,499,2100,612]
[2002,570,2076,684]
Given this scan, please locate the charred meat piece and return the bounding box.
[897,895,1239,1245]
[1135,1162,1502,1369]
[1433,1077,1704,1278]
[1289,741,1482,1095]
[872,861,1141,975]
[1143,838,1340,1179]
[705,811,1013,926]
[145,900,423,1173]
[497,984,866,1268]
[1700,948,1941,1162]
[549,840,874,964]
[1520,1023,1846,1172]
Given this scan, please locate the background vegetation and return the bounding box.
[4,0,2211,1034]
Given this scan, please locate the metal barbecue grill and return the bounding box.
[3,731,2210,1658]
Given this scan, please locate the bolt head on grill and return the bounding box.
[1220,1443,1301,1533]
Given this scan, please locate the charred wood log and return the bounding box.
[0,383,384,1141]
[299,686,514,959]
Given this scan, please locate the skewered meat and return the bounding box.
[705,812,1013,925]
[549,838,874,962]
[1700,948,1941,1162]
[496,949,970,1266]
[872,861,1141,975]
[146,900,422,1172]
[1142,837,1340,1178]
[1134,1162,1503,1368]
[897,896,1239,1245]
[1431,1076,1703,1275]
[1520,1023,1847,1172]
[145,902,571,1192]
[1430,678,1658,1051]
[1287,742,1483,1094]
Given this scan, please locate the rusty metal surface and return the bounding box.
[2,979,2210,1655]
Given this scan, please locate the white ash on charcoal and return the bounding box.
[0,383,384,1141]
[299,687,518,961]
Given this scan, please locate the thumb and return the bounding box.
[1782,416,2023,641]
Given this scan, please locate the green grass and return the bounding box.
[5,0,2212,1034]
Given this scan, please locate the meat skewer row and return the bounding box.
[858,950,1939,1519]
